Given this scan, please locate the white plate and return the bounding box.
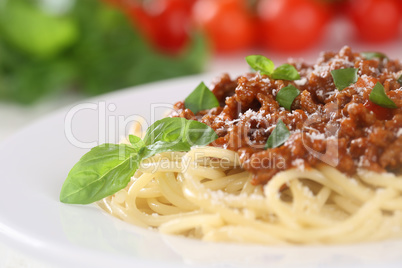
[0,74,402,268]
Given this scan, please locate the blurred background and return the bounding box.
[1,0,402,142]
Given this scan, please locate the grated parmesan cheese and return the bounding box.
[397,128,402,137]
[294,77,308,86]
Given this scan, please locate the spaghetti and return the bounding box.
[98,146,402,244]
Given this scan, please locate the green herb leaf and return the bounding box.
[271,64,301,81]
[128,135,144,151]
[397,74,402,85]
[60,117,218,204]
[184,82,219,114]
[265,119,290,149]
[361,52,388,60]
[246,56,300,81]
[142,117,218,158]
[60,144,141,204]
[369,82,397,109]
[276,85,300,111]
[245,55,275,76]
[330,68,359,91]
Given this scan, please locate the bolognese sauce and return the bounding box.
[172,46,402,185]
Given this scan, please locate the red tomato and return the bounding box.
[364,100,394,120]
[192,0,255,53]
[124,0,195,54]
[346,0,401,43]
[257,0,332,52]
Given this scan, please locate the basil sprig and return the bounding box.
[361,52,388,60]
[265,119,290,149]
[369,82,397,109]
[276,85,300,111]
[184,82,219,114]
[60,117,218,204]
[246,55,300,81]
[330,68,359,91]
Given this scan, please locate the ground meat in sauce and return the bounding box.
[171,46,402,185]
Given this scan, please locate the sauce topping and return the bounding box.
[172,46,402,185]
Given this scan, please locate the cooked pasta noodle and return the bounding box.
[98,146,402,244]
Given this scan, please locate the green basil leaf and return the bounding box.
[128,135,144,151]
[143,117,185,146]
[276,85,300,111]
[330,68,359,91]
[60,144,141,204]
[184,82,219,114]
[271,64,301,81]
[142,117,218,158]
[60,117,217,204]
[369,82,397,109]
[397,74,402,85]
[361,52,388,60]
[265,119,290,149]
[246,56,300,80]
[245,55,275,76]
